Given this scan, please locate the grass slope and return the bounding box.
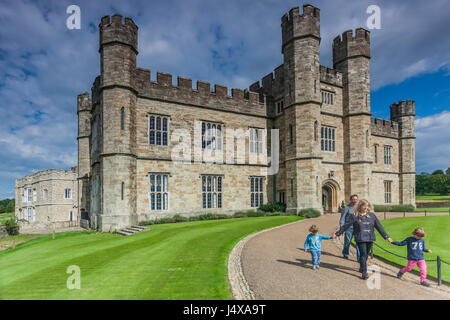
[0,216,301,300]
[416,195,450,201]
[0,213,14,223]
[372,216,450,282]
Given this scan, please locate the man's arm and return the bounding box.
[339,206,349,227]
[335,215,354,237]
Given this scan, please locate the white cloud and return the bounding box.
[0,0,449,198]
[415,111,450,173]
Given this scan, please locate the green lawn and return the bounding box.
[0,212,14,223]
[414,207,450,213]
[416,195,450,201]
[372,216,450,282]
[0,216,302,300]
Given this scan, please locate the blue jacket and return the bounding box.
[304,233,331,252]
[392,237,429,261]
[340,205,354,227]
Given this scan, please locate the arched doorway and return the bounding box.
[322,180,340,214]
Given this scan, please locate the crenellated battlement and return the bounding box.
[332,28,370,67]
[371,117,399,138]
[133,68,267,116]
[99,14,138,52]
[390,100,415,121]
[248,64,285,99]
[281,4,320,52]
[17,167,78,186]
[320,65,342,86]
[77,92,91,112]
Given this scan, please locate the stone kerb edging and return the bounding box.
[227,219,304,300]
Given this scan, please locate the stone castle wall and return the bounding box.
[76,5,416,231]
[15,168,78,226]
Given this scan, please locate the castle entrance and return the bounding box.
[322,180,339,214]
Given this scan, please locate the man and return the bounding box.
[339,194,360,261]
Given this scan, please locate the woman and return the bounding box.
[332,199,393,279]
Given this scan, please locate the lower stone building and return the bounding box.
[15,167,78,231]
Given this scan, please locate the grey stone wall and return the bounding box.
[77,5,416,231]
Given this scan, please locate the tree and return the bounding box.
[5,201,14,213]
[429,174,450,195]
[446,167,450,175]
[416,172,434,195]
[432,169,444,175]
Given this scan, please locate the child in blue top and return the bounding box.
[392,227,432,287]
[304,225,332,270]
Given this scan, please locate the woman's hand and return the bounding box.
[331,234,337,239]
[386,237,393,243]
[428,249,432,253]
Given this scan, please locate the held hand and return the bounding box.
[428,249,432,253]
[387,237,393,243]
[331,234,337,239]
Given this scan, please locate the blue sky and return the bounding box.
[0,0,449,199]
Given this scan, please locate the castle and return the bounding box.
[77,4,416,231]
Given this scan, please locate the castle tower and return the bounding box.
[333,28,372,201]
[281,5,322,212]
[77,92,92,223]
[390,100,416,207]
[95,14,139,230]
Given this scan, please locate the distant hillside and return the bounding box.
[0,198,14,213]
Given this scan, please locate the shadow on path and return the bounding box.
[296,248,351,259]
[277,258,399,281]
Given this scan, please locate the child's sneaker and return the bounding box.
[421,281,430,287]
[397,271,404,279]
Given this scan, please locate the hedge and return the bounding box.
[138,210,297,226]
[298,208,321,218]
[259,202,287,213]
[373,204,415,212]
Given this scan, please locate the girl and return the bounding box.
[392,227,432,287]
[333,199,393,279]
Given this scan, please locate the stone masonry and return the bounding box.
[15,167,78,231]
[77,5,416,231]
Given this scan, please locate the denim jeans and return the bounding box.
[311,250,321,266]
[357,242,373,274]
[342,226,360,261]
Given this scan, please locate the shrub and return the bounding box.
[259,202,287,213]
[233,211,247,218]
[280,211,297,216]
[298,208,321,218]
[373,205,415,212]
[264,212,281,216]
[172,214,188,223]
[245,210,266,217]
[3,218,19,236]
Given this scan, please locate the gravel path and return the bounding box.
[239,213,450,300]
